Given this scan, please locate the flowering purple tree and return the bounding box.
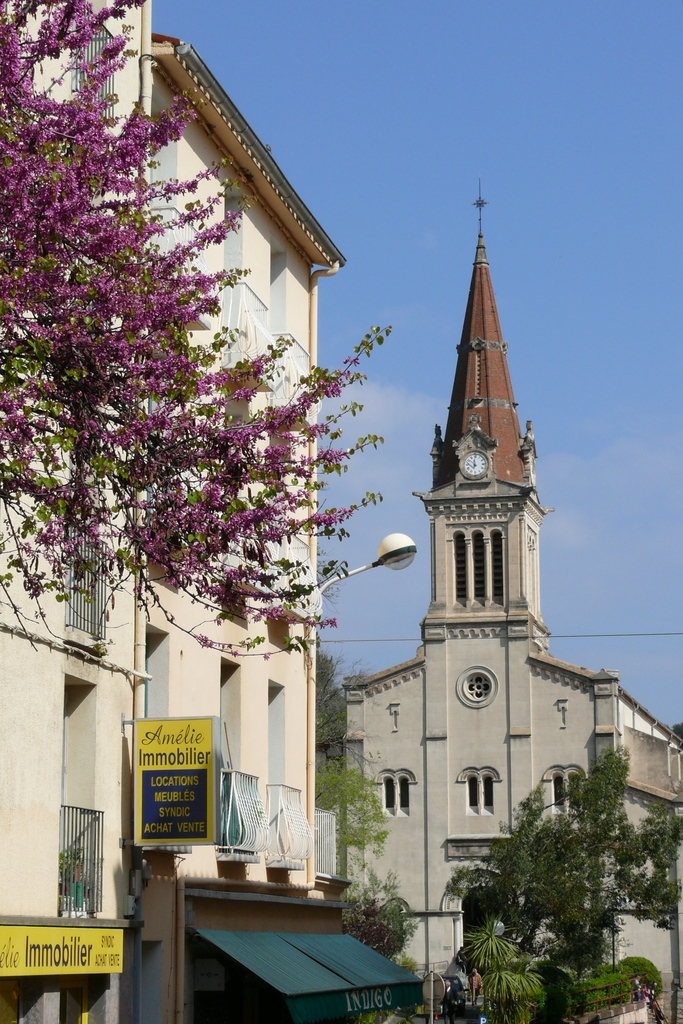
[0,0,385,650]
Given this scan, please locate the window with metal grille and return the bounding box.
[72,27,115,116]
[472,532,485,600]
[491,531,504,603]
[455,533,467,601]
[65,541,107,638]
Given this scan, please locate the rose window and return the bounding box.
[456,666,498,708]
[466,674,491,702]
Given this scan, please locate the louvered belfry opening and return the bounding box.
[472,532,485,601]
[491,531,504,604]
[455,533,467,601]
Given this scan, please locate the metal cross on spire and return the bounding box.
[473,179,488,232]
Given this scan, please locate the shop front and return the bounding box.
[190,931,423,1024]
[0,923,126,1024]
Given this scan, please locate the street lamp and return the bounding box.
[319,533,417,594]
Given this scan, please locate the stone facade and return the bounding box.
[347,235,683,999]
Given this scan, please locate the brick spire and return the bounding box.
[437,233,525,485]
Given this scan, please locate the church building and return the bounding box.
[345,232,683,993]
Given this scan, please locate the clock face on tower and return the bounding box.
[462,452,488,478]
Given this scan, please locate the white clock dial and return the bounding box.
[463,452,487,477]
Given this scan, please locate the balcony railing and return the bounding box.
[222,282,273,366]
[266,784,313,870]
[151,206,212,329]
[315,808,337,876]
[269,334,310,407]
[59,806,104,917]
[217,770,269,863]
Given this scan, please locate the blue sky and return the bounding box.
[155,1,683,725]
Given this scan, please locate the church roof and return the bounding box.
[437,234,526,486]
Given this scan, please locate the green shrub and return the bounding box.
[618,957,661,996]
[568,972,631,1017]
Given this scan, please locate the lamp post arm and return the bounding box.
[318,560,381,595]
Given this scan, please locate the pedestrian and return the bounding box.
[633,976,642,1003]
[455,946,467,973]
[469,968,482,1005]
[443,978,464,1024]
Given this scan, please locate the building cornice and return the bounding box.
[151,38,345,269]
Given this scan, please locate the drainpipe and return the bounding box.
[139,0,153,116]
[306,262,339,887]
[176,874,185,1024]
[308,263,339,369]
[132,9,152,1017]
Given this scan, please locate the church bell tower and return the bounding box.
[423,232,548,638]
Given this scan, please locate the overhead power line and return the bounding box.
[320,630,683,643]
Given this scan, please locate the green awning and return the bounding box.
[197,930,423,1024]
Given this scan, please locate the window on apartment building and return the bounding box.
[268,682,285,785]
[220,661,241,770]
[72,27,116,116]
[269,248,287,334]
[455,533,467,601]
[62,679,97,809]
[145,628,169,719]
[472,531,485,600]
[491,531,504,603]
[65,540,107,639]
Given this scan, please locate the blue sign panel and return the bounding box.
[141,768,208,842]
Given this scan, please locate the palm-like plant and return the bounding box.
[465,918,543,1024]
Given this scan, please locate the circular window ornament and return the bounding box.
[456,666,498,709]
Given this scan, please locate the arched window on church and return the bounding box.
[399,776,410,814]
[455,533,467,602]
[468,776,478,812]
[491,531,504,604]
[472,532,485,601]
[483,775,494,813]
[384,777,395,813]
[553,774,565,809]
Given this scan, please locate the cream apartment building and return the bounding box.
[346,233,683,1008]
[0,10,423,1024]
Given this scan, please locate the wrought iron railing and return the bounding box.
[59,805,104,916]
[314,808,337,876]
[217,770,269,862]
[266,784,313,869]
[65,540,107,638]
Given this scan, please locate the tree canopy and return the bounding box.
[342,870,417,961]
[315,651,387,872]
[0,0,384,650]
[448,748,683,977]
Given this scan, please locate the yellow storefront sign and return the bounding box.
[134,716,219,846]
[0,926,123,976]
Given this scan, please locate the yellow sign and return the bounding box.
[0,926,123,976]
[134,717,219,846]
